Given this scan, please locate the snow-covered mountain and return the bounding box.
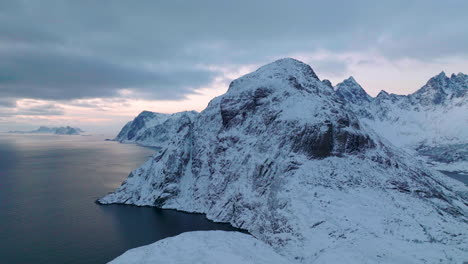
[8,126,84,135]
[114,110,197,147]
[335,72,467,173]
[101,58,467,263]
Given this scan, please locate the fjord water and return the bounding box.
[0,134,239,264]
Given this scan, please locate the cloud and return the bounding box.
[16,104,65,116]
[0,98,17,107]
[0,100,64,117]
[0,48,217,100]
[0,0,466,102]
[1,1,467,133]
[310,60,349,78]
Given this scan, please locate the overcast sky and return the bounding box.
[1,0,467,134]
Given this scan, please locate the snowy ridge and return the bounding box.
[109,231,289,264]
[101,58,468,264]
[335,72,468,173]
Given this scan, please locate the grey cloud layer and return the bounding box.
[0,49,215,100]
[0,98,17,108]
[0,103,64,117]
[0,0,467,101]
[17,104,65,116]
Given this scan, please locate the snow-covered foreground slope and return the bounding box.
[100,59,468,263]
[336,73,467,173]
[115,110,197,147]
[110,231,289,264]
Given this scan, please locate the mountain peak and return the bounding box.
[335,76,371,103]
[252,58,319,80]
[450,72,468,83]
[226,58,328,97]
[265,57,309,68]
[436,71,447,78]
[427,71,449,85]
[138,110,156,116]
[411,71,467,105]
[344,76,358,84]
[376,90,390,98]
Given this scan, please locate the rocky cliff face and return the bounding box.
[100,58,467,263]
[335,72,468,173]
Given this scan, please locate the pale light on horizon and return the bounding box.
[1,1,467,134]
[1,53,467,135]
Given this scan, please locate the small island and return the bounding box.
[9,126,84,135]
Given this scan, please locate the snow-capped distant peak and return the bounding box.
[344,76,358,83]
[335,76,372,104]
[336,70,467,173]
[454,72,467,79]
[376,90,390,98]
[411,71,467,105]
[436,71,447,78]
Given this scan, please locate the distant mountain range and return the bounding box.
[114,70,467,174]
[103,58,467,264]
[335,72,467,173]
[9,126,84,135]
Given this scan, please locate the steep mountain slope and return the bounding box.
[115,110,197,147]
[110,231,289,264]
[336,72,468,173]
[100,59,467,263]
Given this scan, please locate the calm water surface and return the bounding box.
[0,134,239,264]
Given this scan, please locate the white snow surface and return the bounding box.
[101,59,468,264]
[109,231,289,264]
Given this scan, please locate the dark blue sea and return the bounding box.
[0,134,239,264]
